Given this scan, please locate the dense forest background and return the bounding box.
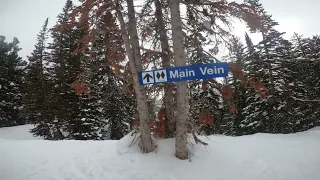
[0,0,319,140]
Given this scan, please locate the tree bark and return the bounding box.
[168,0,189,160]
[155,0,175,138]
[116,1,155,153]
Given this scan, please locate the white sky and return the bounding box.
[0,0,319,59]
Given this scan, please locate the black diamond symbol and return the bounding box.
[156,71,166,80]
[156,72,161,79]
[161,72,165,78]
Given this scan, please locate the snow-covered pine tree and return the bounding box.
[28,0,87,140]
[229,0,293,134]
[185,9,225,135]
[29,0,136,140]
[72,10,136,140]
[49,0,94,140]
[91,68,135,140]
[240,28,298,134]
[183,2,261,136]
[287,34,320,131]
[0,36,26,127]
[189,79,225,135]
[24,18,52,136]
[222,36,253,135]
[97,13,137,140]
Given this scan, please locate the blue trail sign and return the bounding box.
[139,62,228,85]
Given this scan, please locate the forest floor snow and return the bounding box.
[1,124,320,180]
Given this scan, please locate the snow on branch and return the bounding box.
[292,96,320,103]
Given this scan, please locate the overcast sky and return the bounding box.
[1,0,319,59]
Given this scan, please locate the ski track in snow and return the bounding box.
[1,125,320,180]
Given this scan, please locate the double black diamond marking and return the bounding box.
[156,71,166,80]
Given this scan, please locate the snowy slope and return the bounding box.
[0,124,42,140]
[1,125,320,180]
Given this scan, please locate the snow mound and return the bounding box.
[1,125,320,180]
[307,126,320,132]
[116,130,142,155]
[0,124,42,140]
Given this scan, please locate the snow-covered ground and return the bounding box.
[0,124,42,140]
[1,125,320,180]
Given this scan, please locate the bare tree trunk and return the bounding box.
[168,0,189,160]
[116,1,155,153]
[155,0,175,138]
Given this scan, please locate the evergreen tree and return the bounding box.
[236,19,320,135]
[239,29,293,134]
[223,36,252,135]
[28,0,85,139]
[48,0,88,140]
[233,0,295,134]
[185,5,228,135]
[0,35,26,127]
[67,5,136,140]
[189,81,225,135]
[287,34,320,131]
[90,10,136,140]
[181,0,279,137]
[30,0,136,140]
[222,31,320,136]
[87,67,135,140]
[24,18,51,133]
